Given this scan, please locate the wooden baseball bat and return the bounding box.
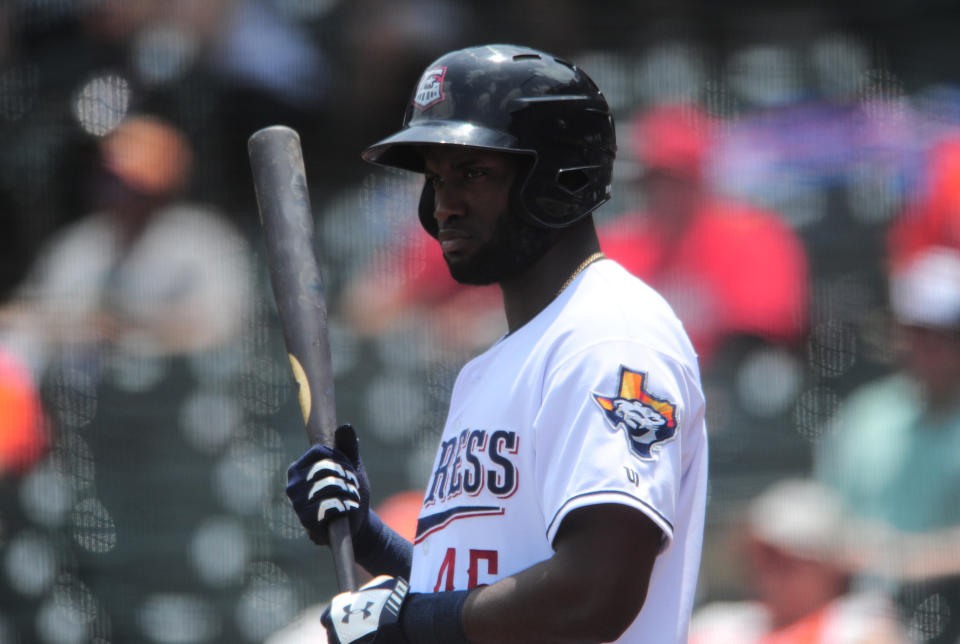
[247,125,358,592]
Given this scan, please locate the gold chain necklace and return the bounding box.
[557,251,605,296]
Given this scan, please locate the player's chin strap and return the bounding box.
[323,575,471,644]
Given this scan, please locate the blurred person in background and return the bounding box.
[599,102,810,366]
[689,478,906,644]
[0,114,252,377]
[814,244,960,644]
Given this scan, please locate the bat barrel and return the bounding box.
[248,126,338,446]
[248,125,358,592]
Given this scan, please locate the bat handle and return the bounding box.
[328,515,359,591]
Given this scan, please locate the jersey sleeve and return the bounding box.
[533,340,698,548]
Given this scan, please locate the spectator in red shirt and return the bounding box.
[600,103,810,364]
[887,136,960,271]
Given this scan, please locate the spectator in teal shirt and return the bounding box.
[815,245,960,643]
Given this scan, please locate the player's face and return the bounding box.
[423,146,557,285]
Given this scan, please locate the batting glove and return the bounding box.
[321,575,411,644]
[321,577,471,644]
[286,424,371,546]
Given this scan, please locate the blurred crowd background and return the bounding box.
[1,1,960,643]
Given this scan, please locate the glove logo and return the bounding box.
[341,600,374,623]
[414,67,447,110]
[592,366,678,460]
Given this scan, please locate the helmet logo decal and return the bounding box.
[413,67,447,110]
[592,366,678,460]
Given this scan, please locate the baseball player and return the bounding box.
[286,44,709,643]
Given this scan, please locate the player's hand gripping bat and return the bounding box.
[247,125,358,592]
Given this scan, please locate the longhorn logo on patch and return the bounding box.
[592,366,678,459]
[413,67,447,110]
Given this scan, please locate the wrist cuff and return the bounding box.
[354,511,414,578]
[400,590,471,644]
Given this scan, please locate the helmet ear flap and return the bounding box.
[521,162,611,228]
[418,179,439,238]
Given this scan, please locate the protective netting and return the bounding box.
[2,2,960,643]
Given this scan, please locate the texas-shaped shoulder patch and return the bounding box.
[592,366,678,460]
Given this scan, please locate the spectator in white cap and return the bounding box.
[887,246,960,412]
[814,245,960,644]
[689,478,906,643]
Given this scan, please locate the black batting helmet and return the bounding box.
[361,44,617,236]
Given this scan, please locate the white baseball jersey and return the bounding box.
[409,259,709,643]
